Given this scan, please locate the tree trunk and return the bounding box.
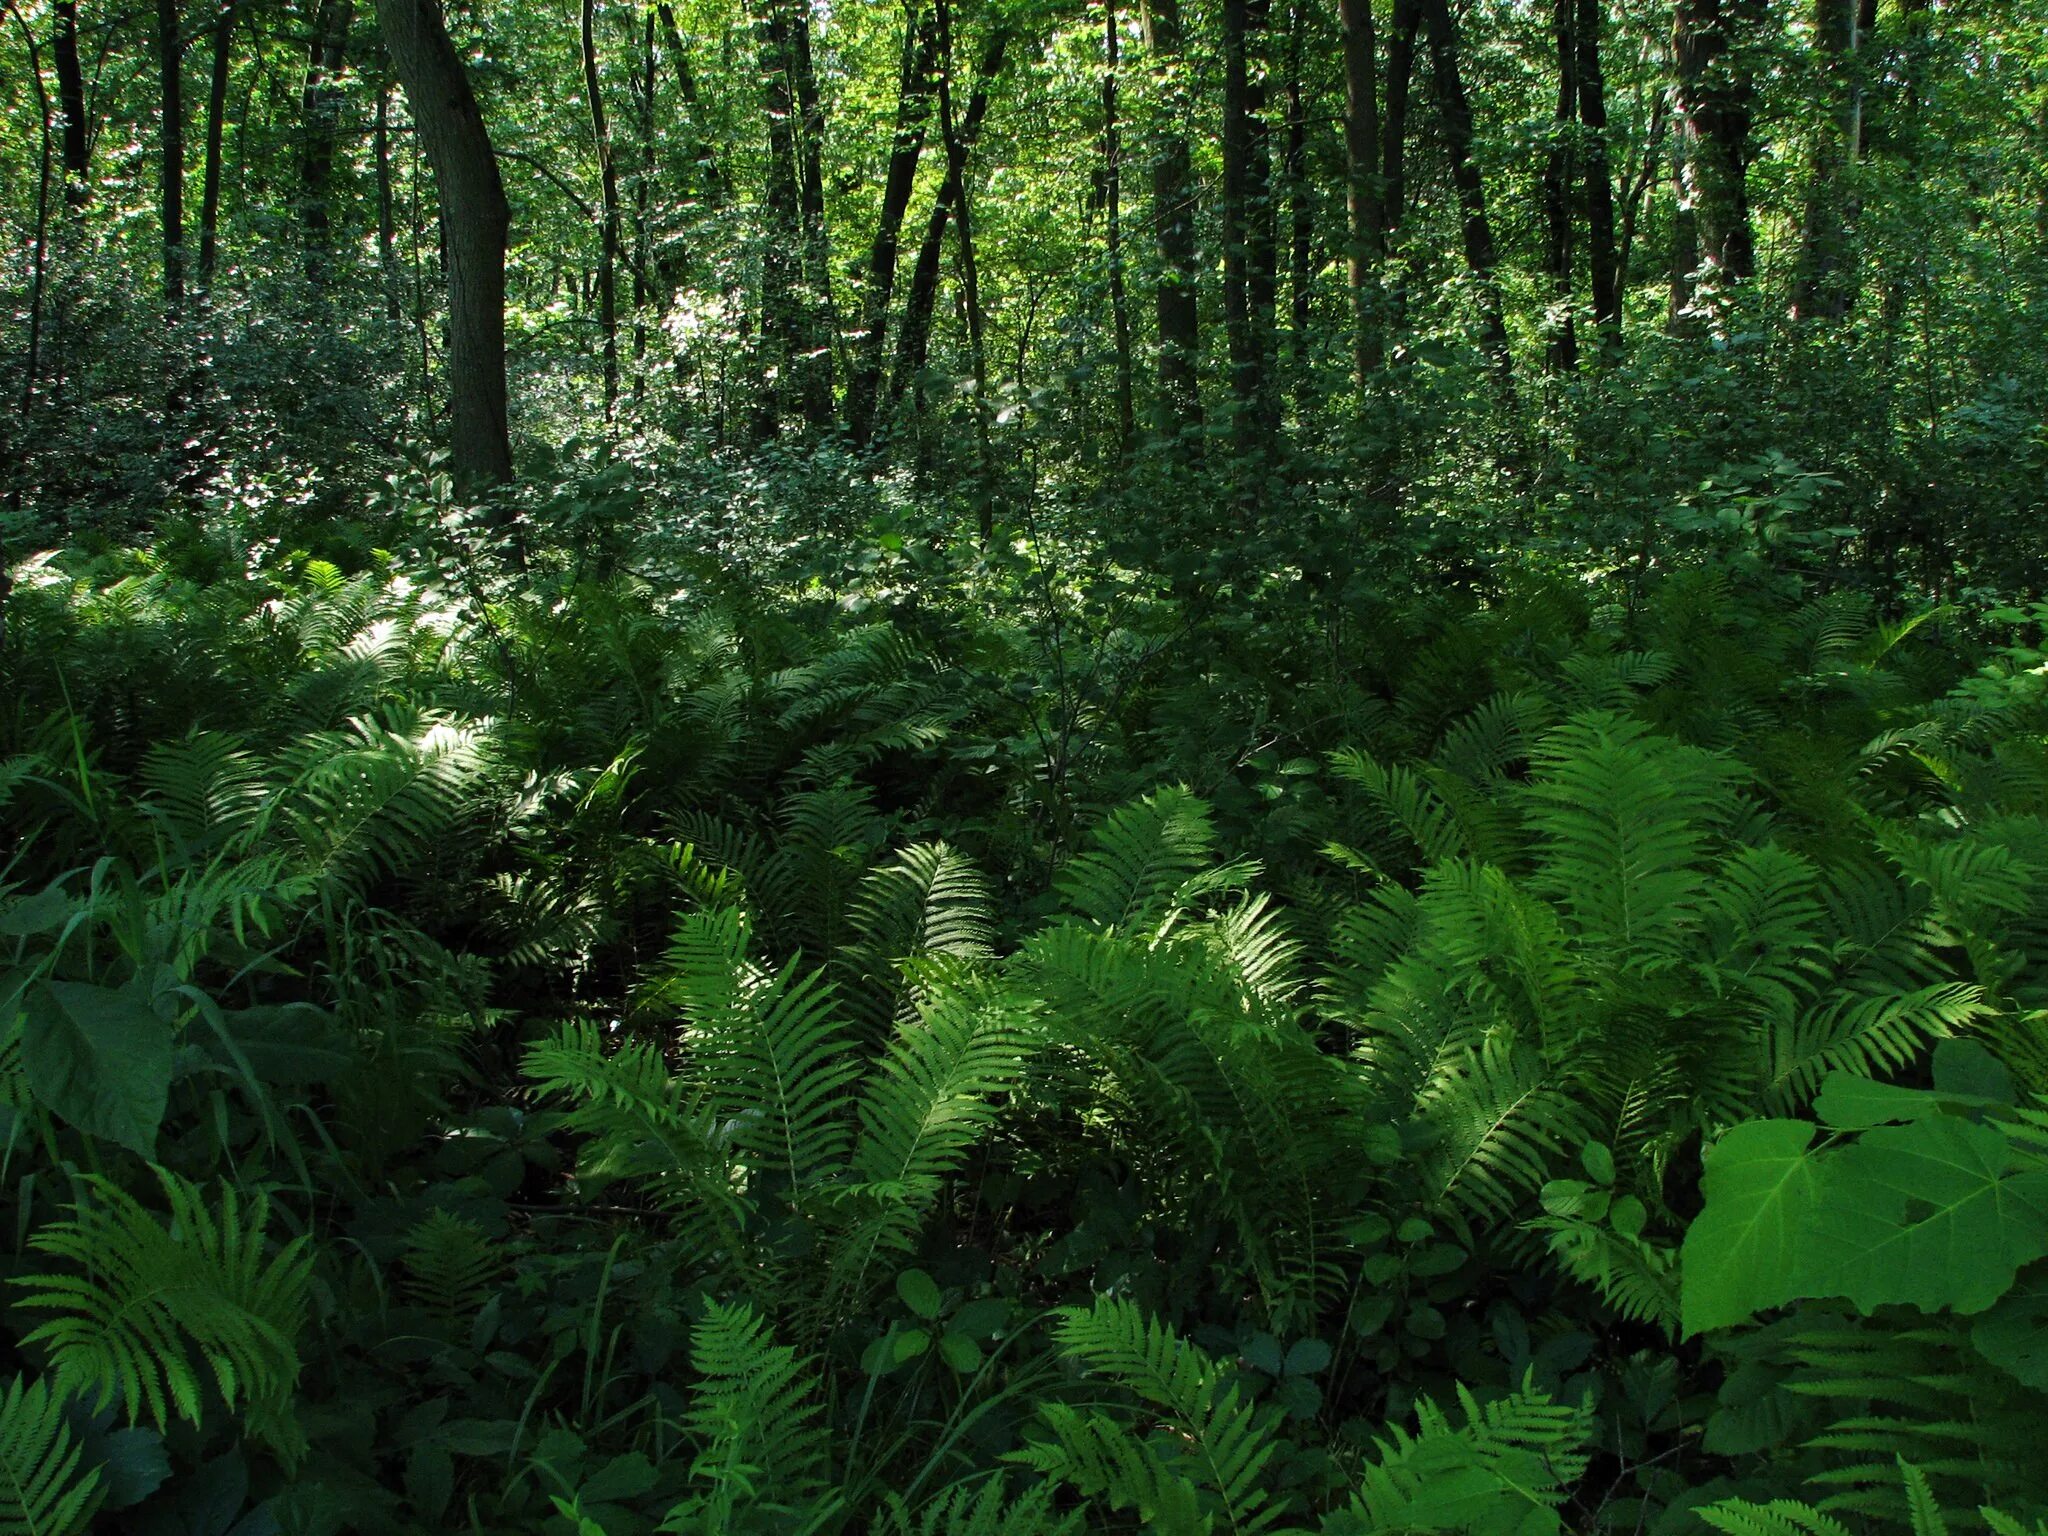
[1104,0,1135,452]
[1671,0,1760,312]
[1142,0,1202,439]
[1576,0,1619,347]
[887,19,1006,423]
[656,3,730,209]
[755,0,833,434]
[300,0,354,285]
[1420,0,1514,404]
[198,0,236,293]
[158,0,188,314]
[846,3,939,449]
[1380,0,1420,237]
[1338,0,1383,383]
[1541,0,1578,374]
[375,79,402,318]
[581,0,620,418]
[788,0,836,417]
[376,0,513,485]
[1282,4,1313,385]
[54,0,89,205]
[1791,0,1860,320]
[1220,0,1275,453]
[15,13,52,415]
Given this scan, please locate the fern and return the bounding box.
[660,1301,838,1534]
[0,1374,101,1536]
[15,1170,312,1457]
[1055,786,1223,933]
[1014,1296,1291,1535]
[1329,1379,1591,1536]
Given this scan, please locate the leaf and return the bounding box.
[21,980,174,1157]
[1826,1117,2048,1315]
[1968,1279,2048,1391]
[1680,1120,1830,1337]
[896,1269,942,1321]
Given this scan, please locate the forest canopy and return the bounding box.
[3,0,2048,1530]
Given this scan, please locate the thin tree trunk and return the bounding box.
[582,0,620,418]
[1339,0,1382,382]
[1282,4,1313,383]
[300,0,353,285]
[11,5,53,414]
[1105,0,1135,452]
[1541,0,1578,374]
[375,78,402,318]
[376,0,513,485]
[198,0,235,293]
[788,0,835,417]
[1420,0,1514,405]
[1142,0,1201,439]
[656,3,730,208]
[846,2,938,448]
[1576,0,1619,347]
[1220,0,1275,452]
[887,18,1006,422]
[158,0,188,314]
[1380,0,1419,237]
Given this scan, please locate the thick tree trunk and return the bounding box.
[1541,0,1578,374]
[581,0,620,418]
[300,0,354,285]
[1671,0,1760,312]
[54,0,89,204]
[376,0,513,485]
[1421,0,1514,404]
[198,0,236,293]
[1576,0,1619,346]
[1792,0,1860,320]
[1339,0,1382,383]
[846,3,938,449]
[1220,0,1276,452]
[1104,0,1135,452]
[1142,0,1202,439]
[158,0,188,314]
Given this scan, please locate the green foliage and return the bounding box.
[0,1375,101,1536]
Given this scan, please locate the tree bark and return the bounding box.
[198,0,236,293]
[1576,0,1619,346]
[375,78,402,319]
[53,0,89,205]
[1282,4,1313,381]
[158,0,188,314]
[375,0,514,485]
[656,3,730,209]
[581,0,620,418]
[1791,0,1860,320]
[754,0,833,434]
[1541,0,1578,373]
[846,3,939,448]
[1380,0,1420,237]
[1671,0,1760,313]
[1141,0,1201,439]
[1104,0,1135,452]
[1220,0,1276,452]
[1420,0,1514,403]
[300,0,354,285]
[886,18,1006,423]
[1339,0,1382,382]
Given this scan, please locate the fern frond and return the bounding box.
[0,1374,101,1536]
[15,1170,312,1456]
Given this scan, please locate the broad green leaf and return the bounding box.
[1826,1118,2048,1315]
[1680,1120,1832,1337]
[21,980,174,1157]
